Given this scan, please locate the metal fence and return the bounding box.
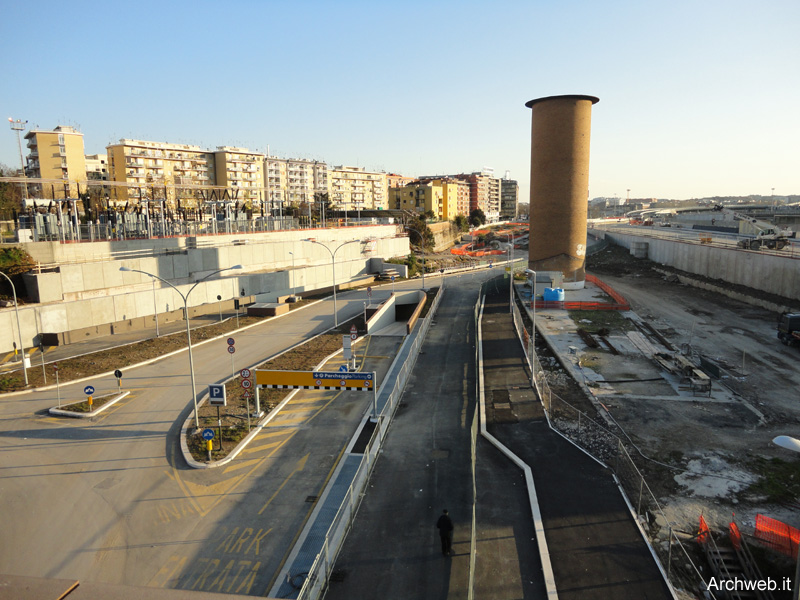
[510,294,717,599]
[296,285,445,600]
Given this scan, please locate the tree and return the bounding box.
[406,216,434,251]
[424,209,436,221]
[0,163,24,223]
[452,214,469,232]
[469,208,486,227]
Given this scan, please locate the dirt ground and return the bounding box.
[581,243,800,540]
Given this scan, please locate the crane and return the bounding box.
[712,204,793,250]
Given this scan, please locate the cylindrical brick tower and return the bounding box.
[526,94,599,289]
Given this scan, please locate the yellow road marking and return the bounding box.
[170,388,345,516]
[239,440,282,455]
[257,453,309,515]
[223,458,263,474]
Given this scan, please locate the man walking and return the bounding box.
[436,509,454,556]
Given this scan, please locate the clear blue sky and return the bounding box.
[2,0,798,203]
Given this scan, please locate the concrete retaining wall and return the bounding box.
[591,228,800,300]
[428,221,461,253]
[1,227,409,352]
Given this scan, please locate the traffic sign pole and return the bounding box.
[54,364,60,407]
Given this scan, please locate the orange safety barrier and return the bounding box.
[729,521,742,550]
[530,275,631,311]
[754,514,800,559]
[698,515,710,545]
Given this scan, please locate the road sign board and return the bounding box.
[241,379,252,389]
[391,275,395,282]
[489,262,493,268]
[367,286,372,297]
[256,370,376,391]
[350,333,357,340]
[83,385,95,395]
[339,364,349,372]
[202,428,215,440]
[350,324,357,334]
[227,337,235,346]
[114,369,122,378]
[242,390,251,399]
[227,346,236,354]
[208,384,227,406]
[240,368,251,379]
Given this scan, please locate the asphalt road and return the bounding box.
[326,268,545,600]
[0,283,410,594]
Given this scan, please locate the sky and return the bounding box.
[2,0,798,204]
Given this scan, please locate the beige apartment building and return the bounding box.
[328,166,388,212]
[265,157,328,210]
[214,147,265,205]
[85,154,109,181]
[24,126,86,199]
[106,139,216,206]
[386,173,414,190]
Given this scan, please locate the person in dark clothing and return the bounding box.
[436,509,454,556]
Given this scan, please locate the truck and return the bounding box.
[777,313,800,346]
[713,204,793,250]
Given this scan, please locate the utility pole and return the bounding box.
[8,118,28,201]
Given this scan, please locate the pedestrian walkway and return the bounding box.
[269,319,426,599]
[480,283,673,600]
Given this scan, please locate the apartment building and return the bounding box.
[264,157,328,210]
[453,171,501,222]
[328,166,388,211]
[416,177,463,220]
[390,180,443,217]
[106,139,216,206]
[24,125,86,198]
[214,147,265,205]
[500,178,519,220]
[85,154,108,181]
[386,173,414,190]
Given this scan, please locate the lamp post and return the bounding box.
[0,271,28,385]
[119,264,242,429]
[404,225,427,289]
[152,278,160,337]
[506,233,515,313]
[8,118,28,202]
[525,269,537,386]
[288,251,295,297]
[303,238,360,327]
[772,435,800,600]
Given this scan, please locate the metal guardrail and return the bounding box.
[510,293,716,599]
[295,286,445,600]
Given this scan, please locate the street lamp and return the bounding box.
[772,435,800,600]
[506,233,515,313]
[525,268,537,386]
[0,271,28,385]
[303,238,361,327]
[404,225,427,289]
[8,118,28,202]
[119,264,242,429]
[288,251,295,297]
